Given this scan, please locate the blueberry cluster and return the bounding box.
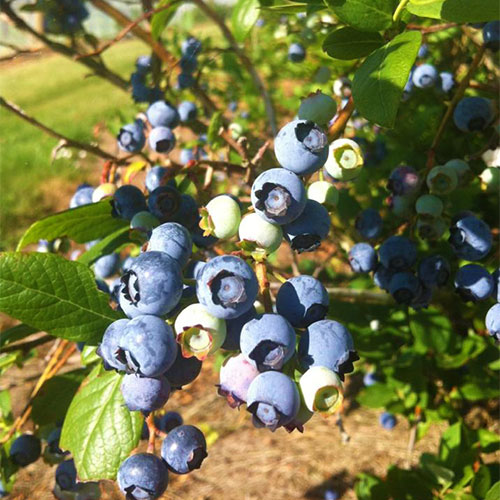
[130,55,163,104]
[42,0,88,35]
[177,36,202,89]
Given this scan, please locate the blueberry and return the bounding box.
[222,306,258,350]
[440,71,455,93]
[412,63,438,88]
[157,412,183,433]
[410,283,433,310]
[94,253,120,279]
[325,489,340,500]
[240,314,296,371]
[179,55,198,73]
[136,55,152,74]
[164,348,202,389]
[172,194,199,229]
[333,77,351,98]
[200,194,241,239]
[228,101,238,112]
[181,36,202,57]
[97,318,130,371]
[415,194,444,218]
[355,208,383,239]
[485,303,500,340]
[179,148,196,165]
[119,251,183,318]
[417,43,429,58]
[387,165,420,196]
[246,371,300,431]
[161,425,207,474]
[218,353,260,408]
[147,185,181,222]
[324,138,364,181]
[147,222,193,268]
[178,101,197,123]
[37,239,54,253]
[55,459,77,491]
[185,259,206,281]
[380,412,397,430]
[449,215,492,261]
[117,315,178,378]
[483,21,500,51]
[146,100,180,129]
[276,275,329,328]
[454,264,494,302]
[444,159,472,186]
[117,453,168,499]
[389,271,420,304]
[418,255,450,288]
[69,185,94,208]
[191,220,219,249]
[299,366,343,416]
[196,255,258,320]
[298,320,358,380]
[46,428,67,457]
[121,374,171,413]
[426,165,458,195]
[274,120,328,175]
[130,211,160,239]
[112,185,147,221]
[492,268,500,302]
[378,236,417,271]
[177,72,195,89]
[288,42,306,62]
[117,120,146,153]
[9,434,41,466]
[307,181,339,208]
[149,127,176,154]
[416,216,447,241]
[251,168,307,225]
[363,372,379,386]
[373,265,396,291]
[145,166,170,193]
[238,213,283,254]
[453,97,493,132]
[349,243,378,273]
[388,194,413,218]
[298,91,337,127]
[283,199,330,253]
[174,303,227,360]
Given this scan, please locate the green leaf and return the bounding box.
[478,428,500,454]
[407,0,499,22]
[486,482,500,500]
[323,27,384,60]
[17,200,128,251]
[77,226,131,266]
[325,0,397,32]
[472,466,491,499]
[355,472,390,500]
[151,0,178,40]
[207,111,224,149]
[0,324,37,348]
[439,422,462,465]
[232,0,260,42]
[410,308,453,354]
[352,30,422,127]
[60,370,142,480]
[0,253,123,343]
[357,383,397,408]
[31,369,87,425]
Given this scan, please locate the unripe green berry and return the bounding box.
[299,366,344,416]
[426,165,458,195]
[444,159,472,185]
[238,213,283,254]
[130,211,160,232]
[298,91,337,126]
[324,139,363,181]
[229,123,243,140]
[415,194,443,218]
[200,195,241,239]
[416,216,446,240]
[92,182,117,202]
[307,181,339,207]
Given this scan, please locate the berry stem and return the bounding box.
[393,0,409,22]
[327,96,355,141]
[255,261,273,313]
[146,413,157,453]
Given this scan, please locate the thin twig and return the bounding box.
[328,96,355,140]
[0,335,55,354]
[407,22,457,34]
[255,262,273,313]
[146,413,156,453]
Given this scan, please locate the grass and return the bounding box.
[0,39,149,249]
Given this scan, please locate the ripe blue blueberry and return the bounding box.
[55,459,77,491]
[449,215,492,261]
[246,371,300,431]
[387,166,420,196]
[181,36,202,57]
[363,372,379,387]
[274,120,329,175]
[179,148,196,165]
[418,255,450,288]
[218,353,260,408]
[117,120,145,153]
[483,21,500,51]
[117,453,169,499]
[355,208,383,240]
[485,304,500,341]
[147,185,181,222]
[378,236,417,271]
[164,348,202,389]
[251,168,307,225]
[325,489,339,500]
[97,318,129,371]
[69,185,94,208]
[112,185,147,221]
[178,101,197,123]
[196,255,258,319]
[177,72,195,89]
[373,265,395,291]
[492,268,500,302]
[119,251,183,318]
[93,253,120,279]
[412,63,438,88]
[417,43,429,58]
[157,412,183,433]
[146,100,180,129]
[440,72,455,93]
[121,374,171,413]
[454,264,494,302]
[118,315,178,377]
[147,222,192,268]
[453,97,493,132]
[46,427,67,458]
[222,306,257,350]
[172,194,199,229]
[276,275,329,328]
[149,126,176,154]
[410,283,433,310]
[135,55,152,74]
[161,425,207,474]
[240,313,296,371]
[349,243,378,273]
[145,166,169,192]
[380,412,397,430]
[288,42,306,62]
[9,434,41,466]
[179,55,198,73]
[298,320,358,380]
[389,271,420,305]
[283,199,330,253]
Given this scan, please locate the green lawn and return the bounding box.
[0,40,149,249]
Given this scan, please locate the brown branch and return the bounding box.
[1,2,128,90]
[0,334,55,354]
[190,0,277,135]
[407,22,457,34]
[0,96,121,162]
[255,262,273,313]
[328,96,355,140]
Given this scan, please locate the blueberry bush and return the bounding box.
[0,0,499,499]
